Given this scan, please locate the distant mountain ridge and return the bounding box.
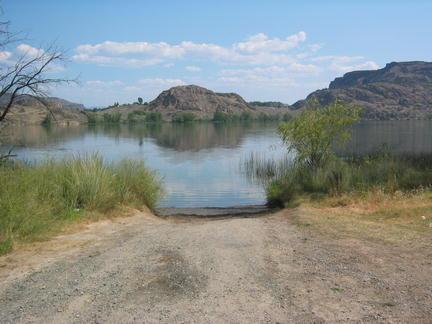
[1,94,87,125]
[3,61,432,124]
[249,101,291,109]
[293,61,432,120]
[0,94,85,110]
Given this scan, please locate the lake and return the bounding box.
[1,120,432,207]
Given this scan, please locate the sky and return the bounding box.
[2,0,432,107]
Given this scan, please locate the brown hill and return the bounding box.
[147,85,256,119]
[1,95,87,126]
[293,61,432,120]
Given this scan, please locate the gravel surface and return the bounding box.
[0,209,431,323]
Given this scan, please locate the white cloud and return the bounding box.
[185,65,202,72]
[310,55,365,63]
[76,41,185,58]
[308,43,323,52]
[73,53,163,67]
[0,51,12,61]
[73,31,309,67]
[329,60,380,73]
[16,44,44,57]
[234,31,306,53]
[137,78,186,86]
[86,80,124,87]
[220,63,318,78]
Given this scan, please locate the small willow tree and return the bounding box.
[278,100,361,169]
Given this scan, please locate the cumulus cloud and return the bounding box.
[329,61,380,73]
[73,53,163,67]
[309,55,380,73]
[185,65,202,72]
[234,31,306,53]
[86,80,124,88]
[0,51,12,61]
[72,32,309,67]
[136,78,185,86]
[16,44,44,58]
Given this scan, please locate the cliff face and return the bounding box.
[148,85,255,117]
[293,61,432,120]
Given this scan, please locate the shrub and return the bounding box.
[240,111,253,121]
[145,112,162,123]
[103,112,121,123]
[213,111,229,122]
[172,112,196,123]
[278,101,361,169]
[86,112,97,124]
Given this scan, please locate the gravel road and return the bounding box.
[0,209,431,323]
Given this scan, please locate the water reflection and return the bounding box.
[340,120,432,155]
[1,120,431,207]
[1,122,273,152]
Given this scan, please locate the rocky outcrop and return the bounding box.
[293,61,432,120]
[148,85,255,118]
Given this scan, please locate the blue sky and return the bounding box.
[3,0,432,107]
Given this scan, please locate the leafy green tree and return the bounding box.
[278,101,361,169]
[137,97,143,105]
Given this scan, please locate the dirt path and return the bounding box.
[0,208,431,323]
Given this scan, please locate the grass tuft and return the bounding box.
[0,154,162,254]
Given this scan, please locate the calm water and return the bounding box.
[1,120,432,207]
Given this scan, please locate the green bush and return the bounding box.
[145,112,163,123]
[278,101,361,168]
[213,111,229,122]
[103,112,121,124]
[172,112,196,123]
[0,155,163,254]
[86,112,97,124]
[240,111,253,121]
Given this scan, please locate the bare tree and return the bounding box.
[0,47,72,123]
[0,13,74,160]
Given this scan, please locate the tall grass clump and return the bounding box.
[244,153,432,207]
[0,154,162,254]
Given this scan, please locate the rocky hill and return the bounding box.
[293,61,432,120]
[0,94,85,110]
[1,95,87,125]
[147,85,256,119]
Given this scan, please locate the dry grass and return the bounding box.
[291,189,432,244]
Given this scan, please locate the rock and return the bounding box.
[292,61,432,120]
